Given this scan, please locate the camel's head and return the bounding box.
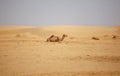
[63,34,68,37]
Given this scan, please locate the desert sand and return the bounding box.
[0,25,120,76]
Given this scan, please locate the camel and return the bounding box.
[46,34,68,42]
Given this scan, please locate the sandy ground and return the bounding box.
[0,25,120,76]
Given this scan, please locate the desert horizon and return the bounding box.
[1,0,120,75]
[0,25,120,76]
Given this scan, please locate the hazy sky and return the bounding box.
[0,0,120,26]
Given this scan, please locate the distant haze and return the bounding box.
[0,0,120,26]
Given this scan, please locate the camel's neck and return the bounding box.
[61,36,65,41]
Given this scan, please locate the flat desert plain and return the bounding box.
[0,25,120,76]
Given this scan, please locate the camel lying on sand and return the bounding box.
[46,34,68,42]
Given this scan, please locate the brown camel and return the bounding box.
[46,34,68,42]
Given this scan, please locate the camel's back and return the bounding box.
[50,36,59,42]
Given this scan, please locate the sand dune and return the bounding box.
[0,25,120,76]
